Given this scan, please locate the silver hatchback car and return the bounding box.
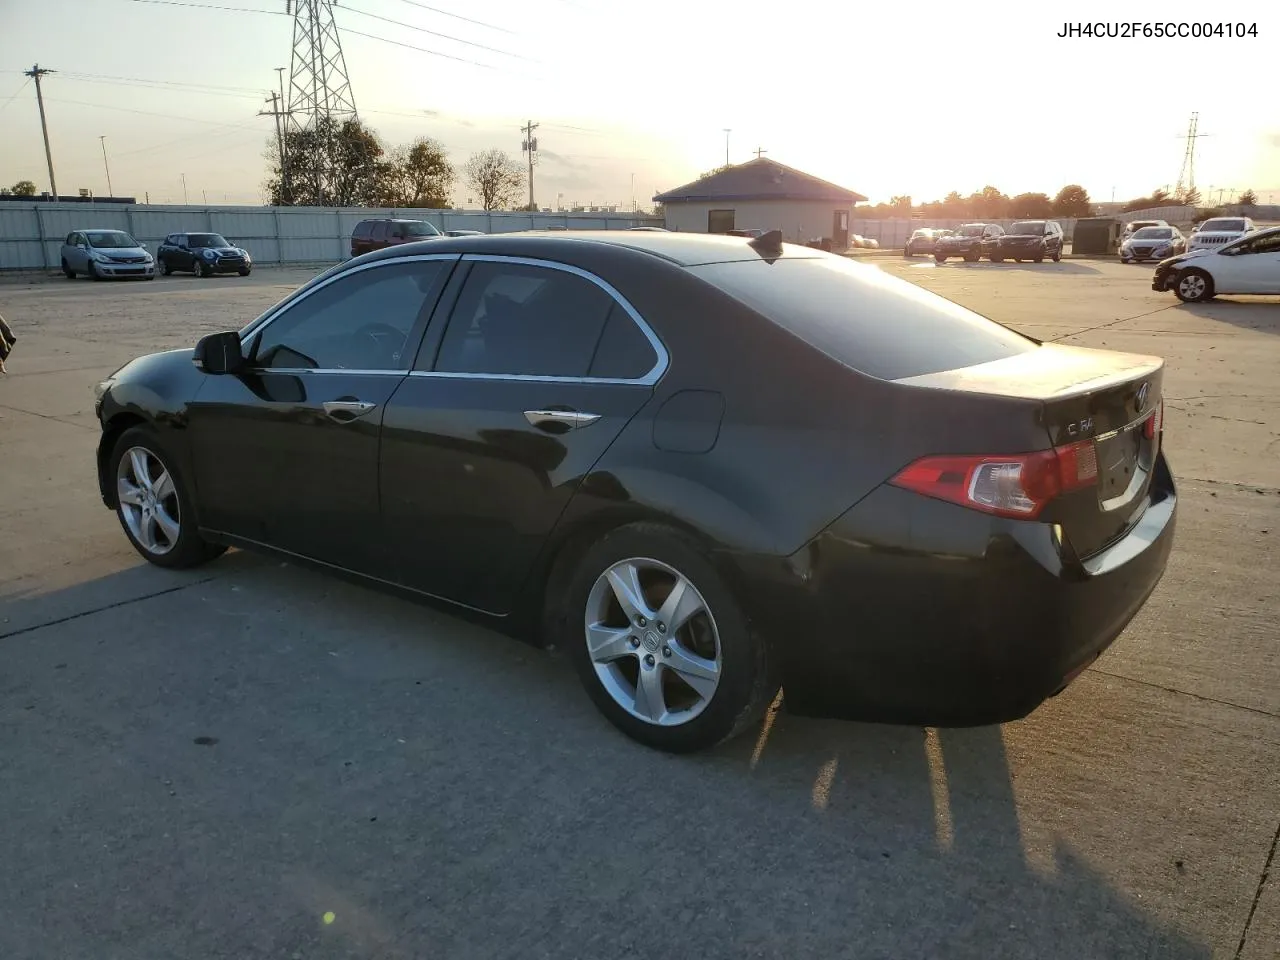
[61,230,156,281]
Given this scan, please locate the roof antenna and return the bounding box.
[748,229,783,253]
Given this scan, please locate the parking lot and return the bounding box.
[1,259,1277,959]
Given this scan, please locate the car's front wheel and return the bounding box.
[1175,268,1215,303]
[87,260,102,281]
[934,253,947,263]
[62,259,75,279]
[111,426,227,568]
[159,258,171,276]
[559,523,777,753]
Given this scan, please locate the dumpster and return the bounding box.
[1072,217,1121,256]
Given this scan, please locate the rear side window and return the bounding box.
[353,221,372,239]
[589,304,658,380]
[688,255,1037,381]
[432,262,614,378]
[371,222,389,241]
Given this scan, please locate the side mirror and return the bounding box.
[193,331,246,375]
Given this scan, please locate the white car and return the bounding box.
[1186,216,1257,252]
[1152,225,1280,302]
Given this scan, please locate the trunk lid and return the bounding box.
[895,343,1164,558]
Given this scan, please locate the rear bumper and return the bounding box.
[729,454,1177,726]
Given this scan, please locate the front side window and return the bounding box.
[432,262,623,378]
[1010,221,1046,235]
[401,221,440,237]
[1229,232,1280,256]
[252,261,447,371]
[187,233,229,248]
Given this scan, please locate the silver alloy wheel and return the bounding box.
[116,445,181,556]
[1178,273,1207,300]
[585,557,722,726]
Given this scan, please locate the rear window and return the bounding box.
[353,221,374,238]
[688,255,1037,381]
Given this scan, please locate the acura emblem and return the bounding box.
[1135,382,1149,411]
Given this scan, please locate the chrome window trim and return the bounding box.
[235,253,461,374]
[411,253,669,387]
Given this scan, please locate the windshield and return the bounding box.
[1199,219,1247,233]
[910,230,932,238]
[187,233,230,248]
[1010,221,1046,235]
[85,231,137,249]
[1132,227,1173,239]
[957,225,985,237]
[401,221,441,237]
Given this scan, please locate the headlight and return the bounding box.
[93,379,113,401]
[203,249,216,259]
[91,251,109,262]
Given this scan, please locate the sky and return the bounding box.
[1,0,1277,209]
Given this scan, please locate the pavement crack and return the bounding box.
[1234,817,1280,959]
[0,577,218,640]
[1087,667,1280,721]
[0,402,97,431]
[1050,303,1178,342]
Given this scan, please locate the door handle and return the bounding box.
[323,400,377,423]
[524,409,601,430]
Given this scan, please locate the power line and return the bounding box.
[391,0,517,35]
[334,1,534,61]
[42,96,265,128]
[337,25,503,69]
[108,0,282,13]
[0,77,31,114]
[56,69,266,94]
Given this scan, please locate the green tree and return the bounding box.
[1011,192,1054,217]
[968,185,1008,219]
[464,149,525,211]
[1238,188,1258,206]
[889,195,912,215]
[1051,184,1091,217]
[265,117,389,207]
[11,180,37,197]
[383,136,454,208]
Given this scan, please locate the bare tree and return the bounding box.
[465,149,525,211]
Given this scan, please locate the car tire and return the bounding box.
[87,261,102,281]
[991,255,1004,263]
[110,426,227,569]
[557,522,778,753]
[62,259,75,279]
[238,268,251,277]
[1033,255,1044,263]
[934,254,946,263]
[1174,268,1215,303]
[1052,246,1062,262]
[159,258,171,276]
[192,261,207,277]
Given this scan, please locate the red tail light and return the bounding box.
[890,440,1098,519]
[1143,400,1164,440]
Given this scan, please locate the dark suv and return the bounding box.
[991,220,1064,263]
[933,223,1004,263]
[350,219,441,257]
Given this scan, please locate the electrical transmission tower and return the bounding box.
[284,0,358,203]
[1174,112,1205,202]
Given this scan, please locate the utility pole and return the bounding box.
[521,120,539,211]
[182,173,188,204]
[260,91,290,202]
[754,146,767,159]
[24,64,58,199]
[723,128,731,167]
[99,135,114,197]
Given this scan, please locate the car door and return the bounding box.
[1227,231,1280,293]
[67,233,88,271]
[185,254,457,575]
[379,255,666,613]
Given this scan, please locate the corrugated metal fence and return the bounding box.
[0,203,665,271]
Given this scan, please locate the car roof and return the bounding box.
[357,229,826,267]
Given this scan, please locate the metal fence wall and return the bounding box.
[0,203,665,271]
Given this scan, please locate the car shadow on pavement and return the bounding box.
[1172,299,1280,335]
[0,558,1213,960]
[944,262,1104,275]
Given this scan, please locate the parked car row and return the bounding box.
[60,229,254,281]
[926,221,1066,264]
[1152,224,1280,302]
[903,228,955,257]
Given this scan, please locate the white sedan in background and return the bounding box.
[1152,225,1280,302]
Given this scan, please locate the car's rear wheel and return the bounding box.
[111,426,226,569]
[62,259,75,279]
[934,253,946,263]
[560,523,777,753]
[1175,268,1214,303]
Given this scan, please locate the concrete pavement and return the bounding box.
[1,261,1277,959]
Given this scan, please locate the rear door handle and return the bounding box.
[524,409,601,430]
[323,400,376,423]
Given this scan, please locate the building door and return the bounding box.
[708,209,735,234]
[833,210,849,248]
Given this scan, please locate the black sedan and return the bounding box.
[93,231,1176,753]
[157,232,252,277]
